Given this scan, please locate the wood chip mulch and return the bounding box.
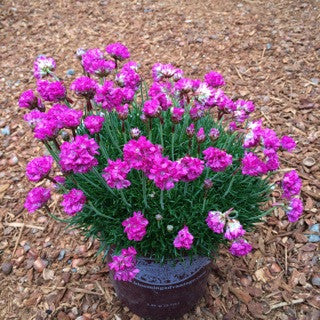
[0,0,319,319]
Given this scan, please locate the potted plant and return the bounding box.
[19,43,303,319]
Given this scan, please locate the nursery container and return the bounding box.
[109,255,211,319]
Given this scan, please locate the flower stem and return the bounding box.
[141,173,149,208]
[171,125,175,160]
[44,205,68,223]
[120,190,131,208]
[87,201,116,220]
[160,190,164,210]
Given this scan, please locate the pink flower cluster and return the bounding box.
[18,89,43,111]
[241,152,267,176]
[173,226,194,250]
[26,155,53,182]
[282,170,303,222]
[84,115,105,134]
[34,56,56,79]
[116,62,141,91]
[102,159,131,189]
[282,170,302,200]
[109,247,139,282]
[106,43,130,61]
[178,156,204,182]
[206,211,225,233]
[61,188,86,216]
[70,76,98,98]
[206,210,251,256]
[149,82,172,110]
[204,71,225,87]
[60,135,99,174]
[81,48,116,76]
[142,100,162,118]
[122,211,149,241]
[229,239,252,256]
[24,187,51,213]
[203,147,233,172]
[152,63,183,82]
[37,80,66,102]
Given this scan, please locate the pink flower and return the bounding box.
[229,239,252,256]
[123,136,162,172]
[34,117,60,140]
[48,104,83,129]
[229,121,238,131]
[286,198,303,222]
[189,104,205,121]
[209,128,220,142]
[26,156,53,182]
[115,104,129,120]
[241,152,267,176]
[204,179,213,189]
[84,115,105,134]
[18,90,39,109]
[115,68,140,90]
[243,120,263,148]
[264,148,280,171]
[206,211,225,233]
[122,211,149,241]
[281,136,296,152]
[173,226,194,250]
[106,42,130,61]
[61,188,86,216]
[195,82,214,105]
[204,71,225,87]
[224,219,245,240]
[174,78,194,95]
[203,147,233,172]
[24,110,46,127]
[24,187,51,213]
[130,128,141,139]
[59,135,99,174]
[34,56,56,79]
[37,80,66,102]
[109,247,139,282]
[171,107,184,123]
[186,123,195,137]
[81,48,116,76]
[178,156,204,182]
[147,157,183,190]
[148,82,172,110]
[282,170,302,200]
[70,76,98,98]
[102,159,131,189]
[151,63,183,82]
[196,127,206,143]
[143,100,161,118]
[261,128,280,150]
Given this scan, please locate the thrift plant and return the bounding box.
[20,43,303,282]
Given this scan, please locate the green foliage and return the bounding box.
[48,85,273,261]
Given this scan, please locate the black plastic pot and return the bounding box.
[109,255,211,319]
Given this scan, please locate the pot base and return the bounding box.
[110,256,211,319]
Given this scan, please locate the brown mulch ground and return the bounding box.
[0,0,319,319]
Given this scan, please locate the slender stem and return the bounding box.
[119,190,131,208]
[52,138,60,150]
[44,205,68,223]
[184,183,188,196]
[247,207,275,220]
[171,125,175,160]
[87,202,117,220]
[160,190,164,210]
[105,114,122,153]
[223,175,236,197]
[141,173,149,208]
[159,121,164,147]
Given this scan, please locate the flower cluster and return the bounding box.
[102,159,131,189]
[206,210,251,256]
[109,247,139,281]
[26,156,53,182]
[61,189,86,216]
[203,147,233,172]
[59,135,99,174]
[25,187,51,213]
[70,76,98,98]
[122,211,149,241]
[173,226,194,250]
[34,55,56,79]
[282,170,303,222]
[37,80,66,102]
[84,115,105,134]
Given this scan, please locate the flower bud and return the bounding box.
[155,214,163,221]
[209,128,220,142]
[167,225,173,232]
[186,123,195,138]
[60,130,70,141]
[196,128,206,143]
[130,128,141,139]
[204,179,213,190]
